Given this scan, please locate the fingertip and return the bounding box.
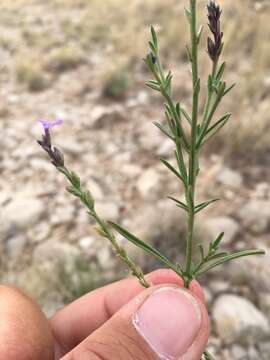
[189,279,206,304]
[146,268,184,287]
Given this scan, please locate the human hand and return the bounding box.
[0,269,209,360]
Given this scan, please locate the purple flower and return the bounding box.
[38,119,63,131]
[37,119,65,167]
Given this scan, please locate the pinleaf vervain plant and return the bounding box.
[37,1,265,358]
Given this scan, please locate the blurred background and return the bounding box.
[0,0,270,358]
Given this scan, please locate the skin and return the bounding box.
[0,269,209,360]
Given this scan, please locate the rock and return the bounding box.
[1,193,45,230]
[213,294,270,344]
[5,234,27,260]
[238,200,270,234]
[157,138,174,157]
[33,241,81,272]
[259,292,270,320]
[79,236,95,250]
[86,178,104,200]
[217,167,243,188]
[203,216,240,245]
[95,201,119,220]
[253,182,270,200]
[209,280,230,294]
[60,138,84,155]
[136,167,161,198]
[121,164,142,178]
[259,341,270,359]
[125,200,186,269]
[50,204,75,225]
[230,344,247,359]
[227,246,270,292]
[78,236,96,256]
[96,245,114,270]
[90,105,125,129]
[138,121,163,150]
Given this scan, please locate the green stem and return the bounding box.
[59,166,150,288]
[185,0,199,283]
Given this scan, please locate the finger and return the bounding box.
[0,285,54,360]
[51,269,205,356]
[51,269,183,355]
[62,284,209,360]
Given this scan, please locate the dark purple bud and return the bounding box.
[51,147,65,167]
[207,1,223,62]
[37,119,65,168]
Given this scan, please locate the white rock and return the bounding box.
[1,194,45,229]
[86,179,104,200]
[95,201,119,220]
[227,246,270,292]
[157,138,174,157]
[259,341,270,358]
[217,167,243,188]
[33,241,81,272]
[230,344,247,359]
[203,216,239,245]
[91,105,125,129]
[139,121,163,150]
[50,205,75,225]
[97,245,114,269]
[213,294,270,344]
[136,168,161,197]
[121,164,142,178]
[79,236,95,250]
[238,200,270,234]
[5,234,27,260]
[61,138,84,155]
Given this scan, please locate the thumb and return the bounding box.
[62,285,209,360]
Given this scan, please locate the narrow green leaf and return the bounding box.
[153,122,174,140]
[212,232,224,250]
[198,244,205,261]
[148,41,156,54]
[216,62,226,81]
[186,45,192,62]
[207,75,213,91]
[184,7,191,22]
[144,54,155,73]
[197,25,203,44]
[164,103,174,119]
[180,107,192,125]
[168,196,188,211]
[175,102,181,118]
[218,81,226,96]
[200,114,231,146]
[66,186,81,197]
[174,149,188,181]
[223,83,236,96]
[203,350,215,360]
[196,249,265,276]
[160,158,185,182]
[164,71,173,92]
[195,198,220,213]
[109,222,182,276]
[145,81,160,92]
[69,171,81,188]
[151,26,158,48]
[208,251,229,260]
